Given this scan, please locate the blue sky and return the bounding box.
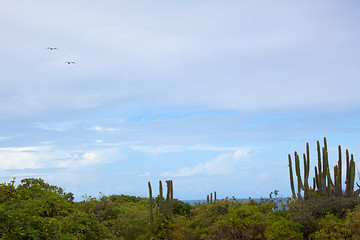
[1,0,360,200]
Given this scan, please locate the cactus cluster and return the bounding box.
[148,180,174,225]
[206,191,217,204]
[288,137,360,200]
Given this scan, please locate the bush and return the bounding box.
[173,199,194,217]
[289,197,360,238]
[189,199,231,236]
[207,204,267,239]
[265,214,303,240]
[345,206,360,238]
[111,202,149,239]
[59,210,115,239]
[310,213,351,240]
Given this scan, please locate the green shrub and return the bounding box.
[145,215,175,240]
[265,215,303,240]
[310,213,351,240]
[289,197,360,238]
[0,178,16,203]
[207,204,267,239]
[345,206,360,238]
[189,199,231,235]
[59,210,115,239]
[111,202,149,239]
[173,199,194,217]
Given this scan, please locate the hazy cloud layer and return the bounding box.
[0,1,359,118]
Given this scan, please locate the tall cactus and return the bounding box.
[337,145,342,194]
[159,180,164,214]
[290,150,311,199]
[345,152,356,198]
[164,180,173,221]
[148,182,154,225]
[288,138,359,199]
[205,191,217,204]
[316,140,323,194]
[288,154,296,199]
[148,180,174,222]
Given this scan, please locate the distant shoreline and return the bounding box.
[182,198,277,205]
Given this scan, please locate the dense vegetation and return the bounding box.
[1,177,360,239]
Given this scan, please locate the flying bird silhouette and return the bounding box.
[47,47,58,50]
[66,61,76,64]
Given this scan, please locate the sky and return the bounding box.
[1,0,360,201]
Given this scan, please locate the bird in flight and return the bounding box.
[47,47,58,50]
[66,61,76,64]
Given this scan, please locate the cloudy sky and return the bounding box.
[1,0,360,200]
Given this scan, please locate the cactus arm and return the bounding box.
[303,153,310,198]
[159,180,164,215]
[164,180,171,219]
[345,150,350,197]
[169,180,173,221]
[334,166,342,197]
[295,152,304,189]
[326,167,336,196]
[322,148,330,197]
[148,182,154,224]
[338,145,342,195]
[315,166,320,191]
[350,155,355,197]
[288,154,297,199]
[323,137,328,152]
[317,141,323,193]
[306,142,310,180]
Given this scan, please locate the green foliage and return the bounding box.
[173,199,193,217]
[17,178,74,203]
[59,210,115,239]
[76,194,149,239]
[264,215,303,240]
[289,196,360,238]
[190,200,230,231]
[310,213,350,240]
[0,178,16,203]
[345,206,360,238]
[0,178,78,239]
[208,204,267,239]
[110,202,149,239]
[309,206,360,239]
[0,178,114,239]
[2,177,360,239]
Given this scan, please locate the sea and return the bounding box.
[182,198,267,205]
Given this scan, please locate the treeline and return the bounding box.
[1,177,360,239]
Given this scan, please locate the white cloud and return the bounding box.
[56,148,119,168]
[188,145,241,151]
[0,146,119,170]
[130,145,183,154]
[89,126,123,132]
[139,171,150,177]
[162,148,252,177]
[129,144,253,154]
[0,146,52,170]
[117,171,136,175]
